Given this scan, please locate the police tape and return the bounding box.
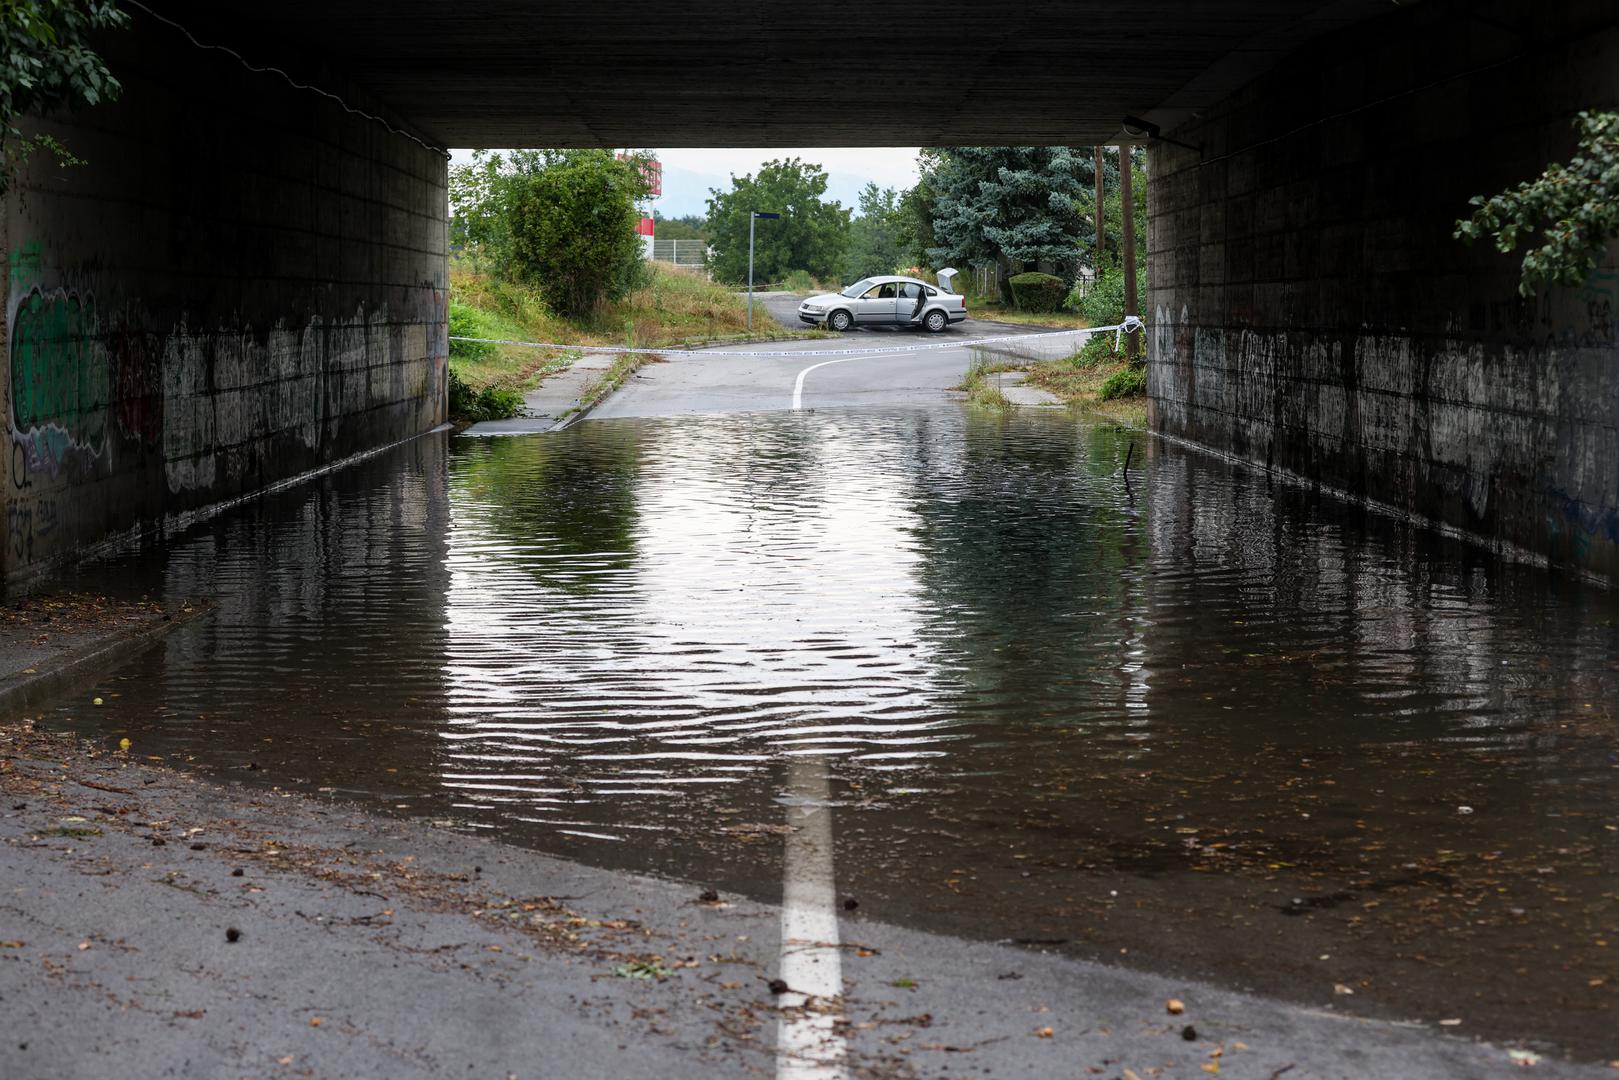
[449,315,1144,361]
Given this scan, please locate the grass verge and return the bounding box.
[450,260,816,398]
[967,302,1092,329]
[1023,337,1148,425]
[956,352,1020,411]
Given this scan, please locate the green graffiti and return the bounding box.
[7,242,42,290]
[9,285,110,461]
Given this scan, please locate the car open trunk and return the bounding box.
[935,267,958,294]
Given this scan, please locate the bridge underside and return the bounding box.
[2,0,1617,586]
[154,0,1388,148]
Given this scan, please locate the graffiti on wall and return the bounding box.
[1581,270,1618,347]
[5,243,448,570]
[9,284,113,481]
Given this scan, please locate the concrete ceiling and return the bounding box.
[153,1,1395,148]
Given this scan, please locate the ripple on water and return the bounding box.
[52,407,1619,1055]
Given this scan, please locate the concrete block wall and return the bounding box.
[2,12,448,586]
[1147,0,1619,581]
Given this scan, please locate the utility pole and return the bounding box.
[1119,145,1138,360]
[746,211,780,331]
[1093,145,1105,272]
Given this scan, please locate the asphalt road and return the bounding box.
[4,727,1600,1079]
[594,292,1081,418]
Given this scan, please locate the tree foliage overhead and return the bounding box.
[705,158,849,284]
[1455,110,1619,296]
[450,149,651,317]
[840,181,903,282]
[1,0,129,192]
[924,146,1096,299]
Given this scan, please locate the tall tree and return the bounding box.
[451,149,652,316]
[924,147,1096,302]
[896,155,941,270]
[840,182,903,282]
[705,158,850,284]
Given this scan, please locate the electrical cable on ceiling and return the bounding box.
[122,0,448,158]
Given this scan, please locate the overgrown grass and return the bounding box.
[776,269,846,294]
[448,368,525,422]
[969,303,1092,329]
[956,352,1018,411]
[1022,334,1148,424]
[449,259,814,396]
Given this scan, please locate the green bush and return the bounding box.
[448,368,524,422]
[1075,263,1148,327]
[504,150,646,317]
[1007,271,1067,313]
[782,268,817,293]
[1072,333,1118,368]
[448,301,497,362]
[1099,364,1147,401]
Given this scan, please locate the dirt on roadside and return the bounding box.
[0,594,169,661]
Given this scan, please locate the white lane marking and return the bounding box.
[790,353,877,411]
[776,756,847,1080]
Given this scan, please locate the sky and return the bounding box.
[450,147,923,219]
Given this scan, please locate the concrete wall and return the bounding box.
[2,14,448,586]
[1147,0,1619,581]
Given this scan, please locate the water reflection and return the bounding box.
[54,408,1619,1057]
[440,416,958,839]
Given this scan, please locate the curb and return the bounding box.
[0,600,213,719]
[549,351,632,432]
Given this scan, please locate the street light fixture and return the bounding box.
[748,211,780,331]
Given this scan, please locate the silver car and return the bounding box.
[798,269,967,333]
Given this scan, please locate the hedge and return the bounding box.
[1008,271,1067,313]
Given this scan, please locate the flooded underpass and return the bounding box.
[51,408,1619,1060]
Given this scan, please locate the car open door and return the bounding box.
[858,281,900,323]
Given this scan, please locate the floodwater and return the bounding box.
[55,409,1619,1058]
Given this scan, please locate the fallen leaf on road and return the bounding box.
[1333,983,1354,995]
[1034,1027,1053,1038]
[77,941,90,951]
[1167,998,1186,1015]
[1508,1049,1540,1066]
[309,1017,323,1027]
[1201,1063,1220,1075]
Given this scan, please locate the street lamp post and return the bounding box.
[747,211,780,331]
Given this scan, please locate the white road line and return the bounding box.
[776,756,847,1080]
[790,353,878,411]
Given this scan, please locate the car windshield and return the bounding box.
[840,278,875,298]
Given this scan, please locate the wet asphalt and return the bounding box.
[594,291,1079,418]
[4,729,1600,1079]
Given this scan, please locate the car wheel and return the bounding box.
[924,309,948,333]
[828,309,853,332]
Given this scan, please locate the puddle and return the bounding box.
[53,408,1619,1057]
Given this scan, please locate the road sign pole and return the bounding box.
[747,213,756,331]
